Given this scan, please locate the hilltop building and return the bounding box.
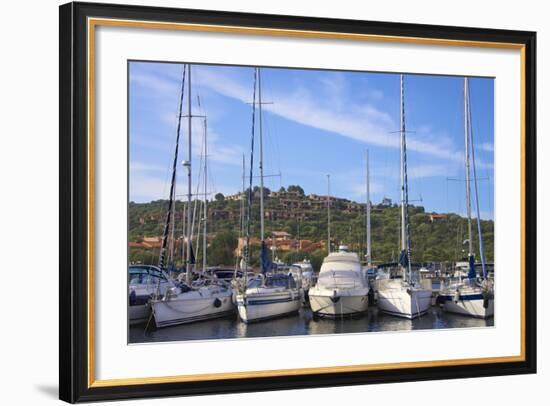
[429,214,448,223]
[381,197,393,206]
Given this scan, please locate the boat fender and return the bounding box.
[213,298,222,308]
[406,288,412,296]
[368,288,375,306]
[129,290,137,306]
[453,290,460,303]
[330,291,340,303]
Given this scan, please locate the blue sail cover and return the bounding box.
[189,240,196,265]
[467,254,476,279]
[260,241,272,274]
[167,262,177,274]
[398,249,409,268]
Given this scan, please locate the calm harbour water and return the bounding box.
[129,306,493,344]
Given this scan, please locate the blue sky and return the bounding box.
[129,61,494,219]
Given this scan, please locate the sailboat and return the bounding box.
[236,67,302,323]
[376,74,432,319]
[150,64,234,328]
[128,264,174,325]
[438,77,494,318]
[309,173,370,317]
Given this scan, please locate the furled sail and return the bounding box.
[260,241,272,274]
[158,65,186,270]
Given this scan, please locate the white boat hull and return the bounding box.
[440,293,494,318]
[237,290,301,323]
[309,287,369,316]
[129,304,150,325]
[377,285,432,319]
[151,288,234,328]
[129,280,172,325]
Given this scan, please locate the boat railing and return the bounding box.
[440,276,480,291]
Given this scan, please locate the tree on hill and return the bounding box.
[287,185,304,196]
[208,230,238,266]
[214,193,225,201]
[252,186,271,199]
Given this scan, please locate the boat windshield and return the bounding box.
[247,278,263,289]
[318,270,364,287]
[319,270,360,281]
[129,266,168,285]
[246,274,297,289]
[266,274,296,288]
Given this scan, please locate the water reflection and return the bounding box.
[130,307,493,344]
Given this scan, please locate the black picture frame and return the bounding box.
[59,1,537,403]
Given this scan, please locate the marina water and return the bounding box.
[130,306,493,344]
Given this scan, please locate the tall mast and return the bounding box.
[464,78,474,261]
[399,74,412,282]
[327,174,331,254]
[185,64,193,285]
[366,150,372,267]
[202,118,208,273]
[258,68,265,242]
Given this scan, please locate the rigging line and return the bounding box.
[195,81,214,242]
[190,128,205,245]
[244,68,258,278]
[467,79,487,279]
[262,102,282,191]
[185,64,193,284]
[152,101,182,265]
[400,74,413,282]
[202,118,208,273]
[262,69,280,177]
[158,64,186,271]
[193,124,207,259]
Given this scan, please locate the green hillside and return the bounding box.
[128,186,493,271]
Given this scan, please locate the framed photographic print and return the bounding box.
[59,1,537,403]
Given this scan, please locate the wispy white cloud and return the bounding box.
[129,173,171,202]
[129,65,493,212]
[130,72,178,95]
[350,181,383,199]
[187,119,245,166]
[478,142,494,152]
[193,68,469,164]
[130,161,167,173]
[408,164,451,180]
[367,89,384,101]
[131,71,245,167]
[194,68,397,147]
[131,67,475,166]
